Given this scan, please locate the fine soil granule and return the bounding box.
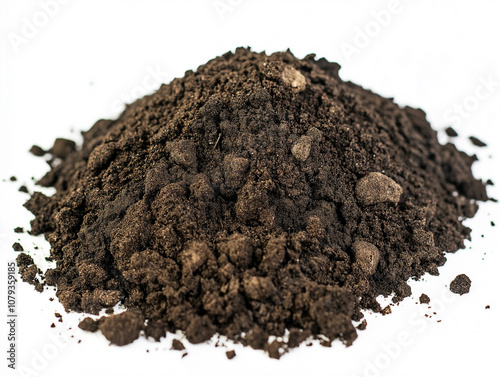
[19,48,488,357]
[450,274,472,295]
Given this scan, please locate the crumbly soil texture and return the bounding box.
[20,48,488,358]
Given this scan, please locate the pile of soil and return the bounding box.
[20,48,488,358]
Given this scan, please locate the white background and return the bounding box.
[1,1,499,376]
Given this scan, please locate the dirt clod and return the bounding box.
[450,274,472,295]
[99,312,144,346]
[445,127,458,137]
[355,172,403,206]
[469,136,487,147]
[419,294,430,304]
[171,339,185,351]
[12,242,23,252]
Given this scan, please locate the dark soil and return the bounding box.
[20,48,488,358]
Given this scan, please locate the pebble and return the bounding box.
[355,172,402,206]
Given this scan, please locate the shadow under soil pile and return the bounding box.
[19,48,488,358]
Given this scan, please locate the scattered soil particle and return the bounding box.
[357,319,367,330]
[355,172,402,206]
[99,312,144,346]
[226,350,236,359]
[485,305,490,309]
[10,176,17,182]
[450,274,472,295]
[50,138,76,159]
[381,305,392,315]
[19,185,29,193]
[171,339,185,351]
[16,253,43,292]
[12,242,24,252]
[14,227,24,233]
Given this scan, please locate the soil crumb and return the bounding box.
[419,294,430,304]
[445,127,458,137]
[171,339,185,351]
[30,145,46,157]
[469,136,487,147]
[12,242,24,252]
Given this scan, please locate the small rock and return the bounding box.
[445,127,458,137]
[281,66,306,91]
[78,317,100,332]
[450,274,471,295]
[419,294,430,304]
[223,154,249,191]
[99,311,144,346]
[291,135,312,161]
[353,240,380,275]
[355,172,403,206]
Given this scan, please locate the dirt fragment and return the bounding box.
[450,274,471,295]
